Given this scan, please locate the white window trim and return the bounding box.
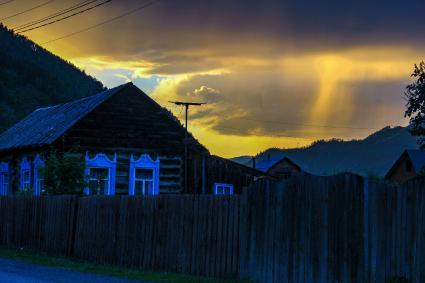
[0,162,9,196]
[129,153,160,196]
[20,157,31,191]
[214,183,234,195]
[85,152,117,195]
[33,154,45,196]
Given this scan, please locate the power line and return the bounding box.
[12,0,97,30]
[213,125,312,139]
[12,0,98,31]
[0,0,15,6]
[0,0,56,21]
[212,124,382,143]
[17,0,111,33]
[17,0,112,33]
[40,0,160,45]
[236,117,380,130]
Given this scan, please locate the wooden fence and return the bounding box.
[0,174,425,282]
[240,174,425,283]
[0,195,240,278]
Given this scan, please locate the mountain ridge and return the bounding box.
[0,24,105,133]
[231,126,419,176]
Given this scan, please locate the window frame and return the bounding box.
[213,183,234,195]
[20,157,31,192]
[85,152,117,196]
[129,154,160,196]
[0,162,9,196]
[33,154,45,196]
[134,168,154,196]
[87,167,110,196]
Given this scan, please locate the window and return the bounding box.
[35,167,44,195]
[88,168,110,195]
[129,154,160,196]
[22,170,30,190]
[0,172,9,195]
[134,168,154,195]
[85,152,117,195]
[0,162,9,195]
[20,157,31,192]
[406,160,413,172]
[214,183,234,195]
[33,154,45,196]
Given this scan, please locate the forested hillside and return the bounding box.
[0,24,104,133]
[232,126,419,176]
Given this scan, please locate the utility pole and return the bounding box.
[169,101,205,193]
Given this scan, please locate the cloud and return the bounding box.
[187,86,221,102]
[141,46,418,142]
[6,0,424,156]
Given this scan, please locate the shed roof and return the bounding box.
[406,149,425,172]
[255,156,302,173]
[267,156,302,173]
[254,156,283,173]
[385,149,425,178]
[0,84,127,151]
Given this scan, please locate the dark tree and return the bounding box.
[0,25,104,133]
[405,62,425,148]
[43,152,86,195]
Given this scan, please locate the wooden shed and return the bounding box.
[255,155,303,179]
[385,149,425,184]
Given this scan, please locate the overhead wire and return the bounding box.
[40,0,160,45]
[235,117,380,130]
[0,0,56,21]
[17,0,113,33]
[212,125,314,139]
[0,0,15,6]
[12,0,98,31]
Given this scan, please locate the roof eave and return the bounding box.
[0,143,49,154]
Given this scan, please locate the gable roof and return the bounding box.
[254,155,302,173]
[0,84,128,151]
[266,156,302,173]
[254,156,283,172]
[406,149,425,172]
[385,149,425,178]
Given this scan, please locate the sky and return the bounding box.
[1,0,424,157]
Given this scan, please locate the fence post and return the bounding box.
[67,195,79,257]
[239,185,250,279]
[363,177,369,283]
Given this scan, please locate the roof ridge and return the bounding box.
[0,83,130,151]
[33,86,112,112]
[33,83,133,112]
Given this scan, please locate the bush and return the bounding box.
[14,187,33,196]
[43,152,85,195]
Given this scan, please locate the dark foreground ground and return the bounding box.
[0,247,246,283]
[0,258,147,283]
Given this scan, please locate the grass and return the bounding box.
[0,247,251,283]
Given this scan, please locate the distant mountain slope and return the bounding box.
[232,126,419,176]
[0,24,105,133]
